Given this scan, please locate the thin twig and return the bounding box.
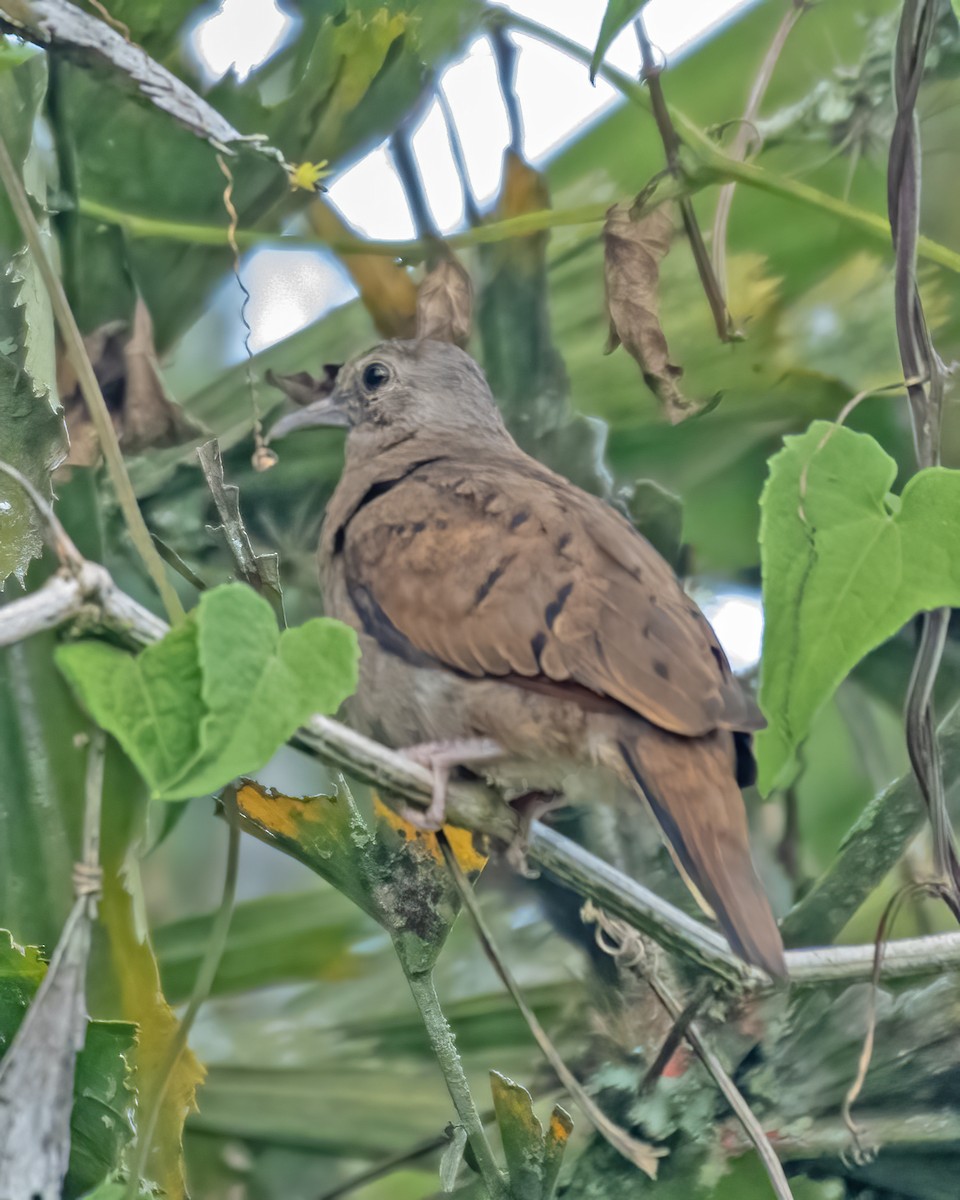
[439,835,663,1179]
[390,119,440,241]
[436,85,480,226]
[0,461,84,570]
[840,880,946,1160]
[584,906,791,1199]
[126,791,242,1200]
[634,14,734,341]
[0,128,183,623]
[711,1,808,295]
[490,24,523,154]
[647,973,794,1200]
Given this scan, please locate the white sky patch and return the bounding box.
[190,0,293,83]
[696,591,765,673]
[238,247,355,353]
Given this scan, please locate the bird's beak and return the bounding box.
[268,393,350,441]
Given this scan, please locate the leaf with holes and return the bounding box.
[757,422,960,792]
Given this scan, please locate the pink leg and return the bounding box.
[398,737,504,832]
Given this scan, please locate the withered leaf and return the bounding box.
[603,203,696,424]
[416,256,473,347]
[265,363,341,407]
[122,299,205,452]
[57,299,204,468]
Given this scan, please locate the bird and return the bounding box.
[269,339,786,978]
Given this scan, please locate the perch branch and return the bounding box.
[7,567,960,987]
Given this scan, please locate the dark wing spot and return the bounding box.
[349,583,439,670]
[333,525,346,554]
[510,510,530,529]
[531,631,546,669]
[556,532,573,554]
[435,518,448,530]
[545,582,574,630]
[411,520,427,534]
[653,659,670,680]
[710,645,731,678]
[642,624,651,638]
[474,555,516,607]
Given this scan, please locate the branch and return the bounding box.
[0,0,287,164]
[8,565,960,987]
[633,14,734,341]
[646,972,793,1200]
[0,564,167,649]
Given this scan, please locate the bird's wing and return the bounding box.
[336,454,762,737]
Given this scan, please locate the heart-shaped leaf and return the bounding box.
[757,422,960,792]
[56,585,358,800]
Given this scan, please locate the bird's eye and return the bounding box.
[362,362,391,392]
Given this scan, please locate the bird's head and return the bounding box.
[268,339,508,458]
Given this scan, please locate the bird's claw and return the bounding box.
[399,737,504,832]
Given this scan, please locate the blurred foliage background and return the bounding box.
[4,0,960,1197]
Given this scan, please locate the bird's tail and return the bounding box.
[619,725,786,979]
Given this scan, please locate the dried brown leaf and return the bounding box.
[265,364,341,407]
[56,300,203,468]
[416,256,473,347]
[121,299,204,453]
[603,203,697,424]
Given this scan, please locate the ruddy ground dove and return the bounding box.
[271,339,785,978]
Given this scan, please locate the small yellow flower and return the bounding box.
[288,160,332,193]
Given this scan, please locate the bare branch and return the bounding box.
[0,0,286,163]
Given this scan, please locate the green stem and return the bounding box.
[126,797,241,1199]
[0,130,184,623]
[79,196,609,259]
[403,966,506,1199]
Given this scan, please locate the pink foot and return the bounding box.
[398,738,504,831]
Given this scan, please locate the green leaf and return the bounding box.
[56,584,359,800]
[490,1071,544,1200]
[65,1022,137,1200]
[590,1,650,82]
[488,1072,572,1200]
[757,422,960,791]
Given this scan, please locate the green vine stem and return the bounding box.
[0,128,183,623]
[403,965,507,1199]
